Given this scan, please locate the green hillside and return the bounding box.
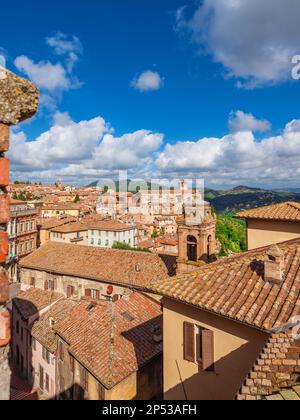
[216,213,247,256]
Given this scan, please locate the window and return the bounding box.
[45,374,50,393]
[98,239,101,246]
[187,236,197,262]
[183,322,214,372]
[67,285,75,298]
[31,337,36,351]
[105,240,109,247]
[91,238,94,245]
[98,383,105,400]
[70,355,75,374]
[58,341,64,362]
[86,289,100,300]
[42,347,50,364]
[44,279,55,291]
[25,223,29,232]
[80,366,89,392]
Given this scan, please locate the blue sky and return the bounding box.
[2,0,300,188]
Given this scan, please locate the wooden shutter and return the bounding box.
[202,330,215,372]
[98,383,105,400]
[85,289,91,297]
[44,280,48,291]
[183,322,195,362]
[96,290,100,300]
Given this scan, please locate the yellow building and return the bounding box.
[150,238,300,400]
[236,201,300,250]
[41,204,81,219]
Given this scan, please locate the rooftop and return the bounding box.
[54,293,162,389]
[236,202,300,222]
[88,220,135,232]
[150,238,300,332]
[39,216,78,230]
[13,288,63,321]
[31,299,76,353]
[20,242,170,289]
[50,221,88,234]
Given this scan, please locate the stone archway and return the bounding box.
[187,235,197,262]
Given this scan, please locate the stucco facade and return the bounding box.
[88,227,137,248]
[162,298,268,400]
[20,268,127,301]
[246,219,300,250]
[56,337,162,400]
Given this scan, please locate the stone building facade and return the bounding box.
[0,66,39,400]
[177,202,217,274]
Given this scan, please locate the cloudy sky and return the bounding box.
[1,0,300,189]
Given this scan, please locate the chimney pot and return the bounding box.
[264,245,285,285]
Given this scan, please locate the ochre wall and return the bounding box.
[162,298,268,401]
[247,219,300,250]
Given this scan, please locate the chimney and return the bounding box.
[264,245,285,285]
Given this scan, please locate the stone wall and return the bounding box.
[0,66,38,400]
[237,330,300,400]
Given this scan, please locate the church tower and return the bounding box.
[177,202,217,274]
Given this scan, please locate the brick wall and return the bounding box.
[0,66,39,400]
[237,330,300,400]
[0,123,11,400]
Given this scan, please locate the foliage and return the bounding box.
[216,213,247,256]
[74,194,80,203]
[112,242,150,253]
[12,191,42,201]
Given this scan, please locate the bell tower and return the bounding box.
[177,201,217,274]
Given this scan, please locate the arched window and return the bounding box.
[187,235,197,262]
[207,235,213,260]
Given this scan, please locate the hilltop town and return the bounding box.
[0,68,299,401]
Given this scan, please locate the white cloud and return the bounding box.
[156,115,300,187]
[177,0,300,88]
[229,111,271,133]
[9,113,163,182]
[46,32,82,73]
[14,56,70,91]
[131,70,163,92]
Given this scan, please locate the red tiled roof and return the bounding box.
[236,202,300,221]
[31,299,76,353]
[88,220,135,231]
[150,238,300,332]
[20,242,170,289]
[54,293,162,389]
[13,289,63,320]
[39,216,77,230]
[50,221,88,233]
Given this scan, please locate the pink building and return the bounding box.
[31,299,75,398]
[11,289,63,392]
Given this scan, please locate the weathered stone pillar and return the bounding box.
[0,66,39,400]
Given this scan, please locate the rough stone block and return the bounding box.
[0,195,10,224]
[0,124,9,152]
[0,232,8,263]
[0,310,10,347]
[0,67,39,125]
[0,158,9,186]
[0,270,8,305]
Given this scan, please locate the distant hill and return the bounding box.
[205,186,300,213]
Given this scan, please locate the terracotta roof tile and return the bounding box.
[13,289,63,320]
[54,293,162,389]
[150,238,300,332]
[20,242,169,289]
[236,202,300,221]
[88,220,135,231]
[50,221,88,233]
[31,299,76,353]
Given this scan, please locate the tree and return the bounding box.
[112,242,150,253]
[74,194,80,203]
